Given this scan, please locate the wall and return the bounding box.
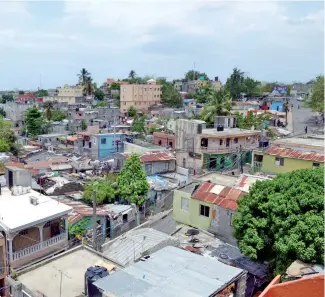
[153,132,176,149]
[43,96,76,104]
[172,189,192,226]
[145,160,176,175]
[123,142,161,154]
[271,101,284,112]
[57,87,83,97]
[92,134,123,160]
[208,206,237,245]
[262,154,324,174]
[0,236,6,279]
[203,152,252,171]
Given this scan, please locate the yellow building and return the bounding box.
[120,79,162,114]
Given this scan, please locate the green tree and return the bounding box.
[19,91,24,95]
[0,117,16,149]
[36,89,49,97]
[117,153,149,206]
[94,89,105,101]
[286,85,291,96]
[156,77,167,85]
[127,106,137,117]
[95,101,107,108]
[43,101,54,121]
[305,76,324,113]
[1,94,14,102]
[10,142,23,157]
[200,90,232,123]
[260,83,277,93]
[194,85,214,104]
[81,119,87,131]
[83,178,115,205]
[161,82,182,108]
[110,82,120,90]
[243,77,260,97]
[233,168,324,276]
[131,115,146,134]
[52,109,67,121]
[78,68,91,85]
[128,70,136,80]
[83,77,94,96]
[225,68,245,99]
[236,112,272,130]
[24,106,44,138]
[0,139,10,152]
[0,108,6,118]
[184,70,209,81]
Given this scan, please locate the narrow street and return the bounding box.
[289,96,320,135]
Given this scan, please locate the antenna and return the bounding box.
[39,74,42,90]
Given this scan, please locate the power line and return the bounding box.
[53,265,71,297]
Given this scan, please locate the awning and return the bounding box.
[67,136,78,142]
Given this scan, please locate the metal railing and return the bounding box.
[12,233,67,261]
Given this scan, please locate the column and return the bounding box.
[38,226,43,247]
[8,238,13,262]
[64,217,69,239]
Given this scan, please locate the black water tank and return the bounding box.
[215,76,219,82]
[85,266,109,297]
[217,125,224,131]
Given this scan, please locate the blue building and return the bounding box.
[271,101,284,112]
[92,133,126,160]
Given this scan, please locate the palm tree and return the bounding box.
[128,70,136,79]
[78,68,91,85]
[43,101,54,121]
[200,90,233,123]
[83,77,94,96]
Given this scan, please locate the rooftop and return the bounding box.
[201,128,260,137]
[176,181,202,194]
[192,181,245,211]
[235,174,272,192]
[194,173,238,187]
[102,228,179,267]
[271,137,324,150]
[121,151,176,163]
[0,187,71,232]
[18,246,119,297]
[94,246,244,297]
[265,146,324,162]
[126,139,166,150]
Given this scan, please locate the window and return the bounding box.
[275,157,284,166]
[158,140,162,145]
[201,138,208,148]
[200,205,210,217]
[19,229,28,236]
[181,197,189,212]
[313,163,320,168]
[219,139,223,145]
[169,141,173,147]
[122,214,128,223]
[101,138,107,145]
[234,138,238,144]
[226,138,230,147]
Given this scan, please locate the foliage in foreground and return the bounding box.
[83,177,116,205]
[233,168,324,275]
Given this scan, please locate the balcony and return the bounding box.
[12,233,67,262]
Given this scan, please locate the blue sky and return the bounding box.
[0,1,323,90]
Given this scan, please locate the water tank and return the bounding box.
[85,266,109,297]
[259,140,269,148]
[216,125,224,131]
[215,76,219,82]
[197,124,202,134]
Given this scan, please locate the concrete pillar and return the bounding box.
[38,226,43,244]
[64,217,69,239]
[235,272,247,297]
[7,238,13,262]
[6,277,23,297]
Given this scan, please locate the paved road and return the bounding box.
[289,96,320,135]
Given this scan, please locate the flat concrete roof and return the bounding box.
[202,128,260,137]
[0,187,71,232]
[18,247,119,297]
[271,137,324,148]
[194,173,238,187]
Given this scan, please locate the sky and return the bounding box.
[0,0,324,90]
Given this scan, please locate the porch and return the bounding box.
[7,217,69,269]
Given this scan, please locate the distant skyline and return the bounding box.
[0,1,323,90]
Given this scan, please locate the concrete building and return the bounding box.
[0,167,71,269]
[120,79,162,114]
[0,101,36,126]
[43,85,84,104]
[123,139,167,155]
[0,234,6,295]
[94,246,247,297]
[153,132,176,150]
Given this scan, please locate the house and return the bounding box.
[43,85,84,104]
[10,245,119,297]
[173,181,245,245]
[0,234,6,294]
[93,246,247,297]
[119,79,162,114]
[153,132,176,149]
[0,167,71,269]
[123,138,167,155]
[18,93,38,102]
[0,101,35,126]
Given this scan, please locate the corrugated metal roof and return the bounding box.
[96,246,244,297]
[192,181,245,210]
[119,152,175,163]
[265,146,324,162]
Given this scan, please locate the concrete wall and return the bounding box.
[5,168,32,188]
[144,160,176,175]
[208,206,237,246]
[123,142,161,154]
[43,96,77,104]
[262,154,324,174]
[0,236,6,279]
[153,132,176,149]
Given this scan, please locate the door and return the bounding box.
[209,158,217,170]
[8,170,13,189]
[51,222,60,237]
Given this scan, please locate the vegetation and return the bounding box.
[81,119,87,131]
[184,70,209,81]
[83,178,115,204]
[0,139,10,152]
[52,109,67,121]
[194,85,214,104]
[95,101,107,108]
[110,82,120,90]
[305,76,324,114]
[36,89,49,97]
[243,77,260,97]
[43,101,54,121]
[233,168,324,275]
[200,90,232,123]
[236,112,272,130]
[69,217,90,239]
[78,68,91,85]
[24,106,44,138]
[127,106,138,117]
[0,107,6,118]
[131,115,147,134]
[0,94,14,103]
[117,154,149,206]
[94,89,105,101]
[83,77,94,96]
[161,82,182,108]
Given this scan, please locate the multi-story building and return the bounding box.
[175,117,261,173]
[0,166,71,269]
[43,85,84,104]
[120,79,162,114]
[0,101,36,126]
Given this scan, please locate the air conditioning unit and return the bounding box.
[29,196,39,206]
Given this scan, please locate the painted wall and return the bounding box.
[262,154,324,174]
[203,152,252,171]
[173,190,212,231]
[123,142,161,154]
[271,101,284,112]
[92,134,124,160]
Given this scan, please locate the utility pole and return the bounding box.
[53,266,71,297]
[92,191,97,250]
[239,145,243,174]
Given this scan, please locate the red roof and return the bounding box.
[265,146,324,162]
[140,151,175,163]
[192,181,245,210]
[18,93,38,100]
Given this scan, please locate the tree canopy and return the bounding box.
[52,109,67,121]
[131,115,147,134]
[117,154,149,206]
[94,89,105,101]
[83,178,116,205]
[233,168,324,275]
[184,70,209,81]
[305,76,324,113]
[78,68,91,85]
[110,82,120,90]
[236,112,272,130]
[1,94,14,103]
[36,89,49,97]
[24,106,44,137]
[81,119,87,131]
[161,82,183,108]
[127,106,137,117]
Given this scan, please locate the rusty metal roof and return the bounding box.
[140,151,175,163]
[192,181,245,210]
[265,146,324,162]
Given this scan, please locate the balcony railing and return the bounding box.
[12,233,67,261]
[253,161,263,168]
